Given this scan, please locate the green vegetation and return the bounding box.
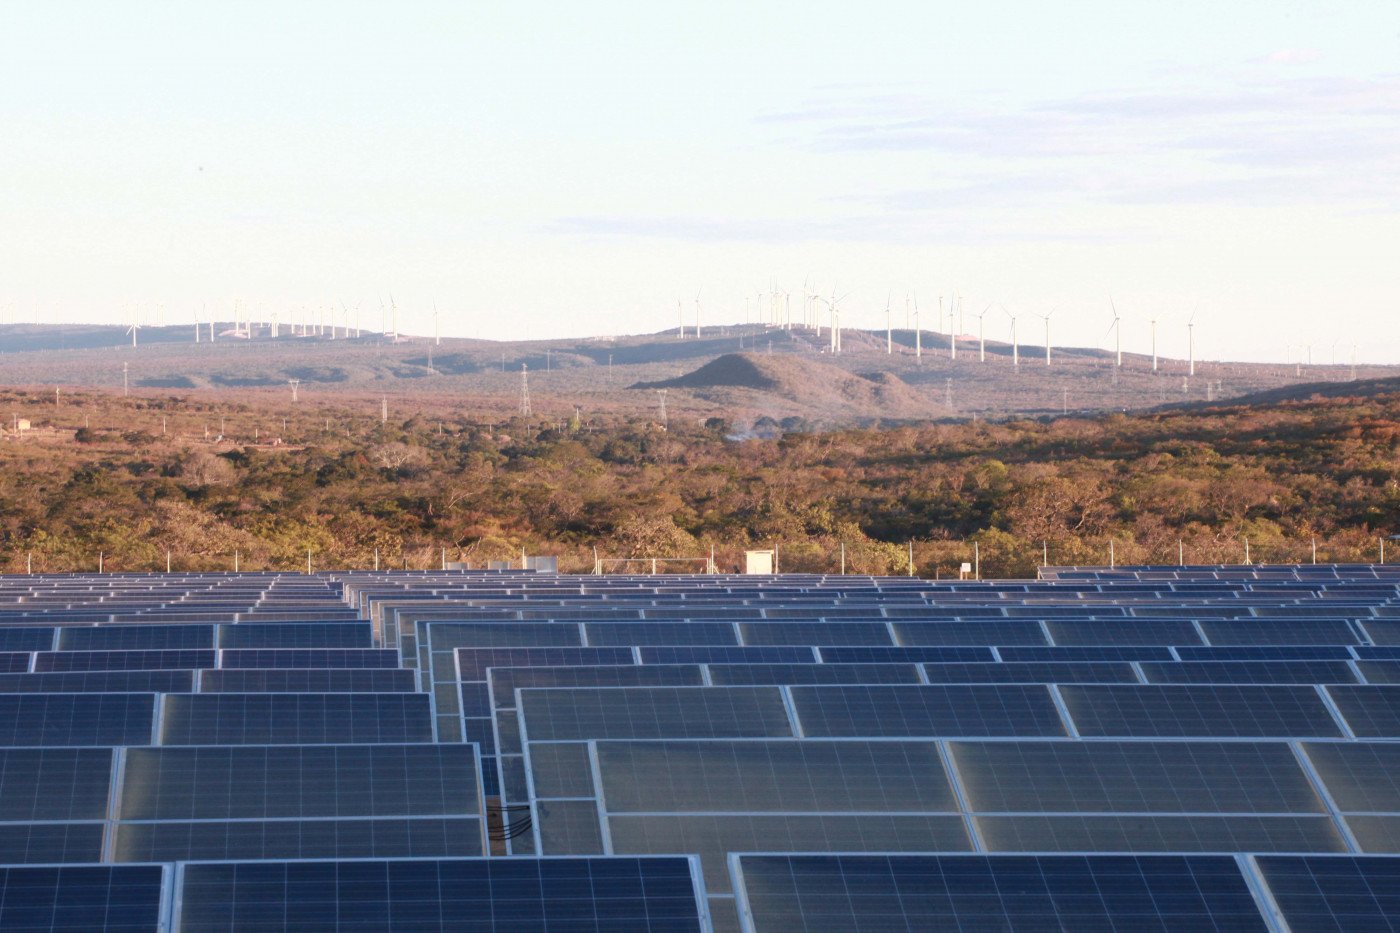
[0,387,1396,577]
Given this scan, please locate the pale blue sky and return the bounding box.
[2,1,1398,362]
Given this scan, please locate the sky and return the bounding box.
[2,0,1398,363]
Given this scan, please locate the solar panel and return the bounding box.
[892,620,1050,645]
[0,865,166,933]
[1299,742,1400,812]
[216,623,373,649]
[0,628,56,651]
[158,694,434,745]
[197,668,417,693]
[175,857,704,932]
[1046,619,1204,646]
[1058,684,1345,738]
[114,817,484,861]
[1325,686,1400,737]
[594,739,956,813]
[1255,855,1400,933]
[0,824,105,864]
[535,799,607,854]
[57,624,214,651]
[733,854,1269,933]
[5,566,1400,927]
[789,684,1067,737]
[33,649,212,672]
[218,648,399,669]
[120,744,479,819]
[815,646,993,664]
[589,622,739,646]
[518,686,795,741]
[0,671,193,693]
[920,661,1138,683]
[975,814,1348,853]
[0,694,154,746]
[949,740,1325,813]
[707,663,923,686]
[1140,660,1360,685]
[0,749,113,821]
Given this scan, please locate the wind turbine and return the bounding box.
[885,293,892,354]
[1149,318,1157,371]
[976,304,990,362]
[1187,308,1197,377]
[694,290,702,339]
[390,294,399,343]
[126,321,140,348]
[433,303,441,346]
[1004,306,1019,368]
[1108,298,1122,367]
[949,293,958,361]
[913,292,921,361]
[1035,310,1054,366]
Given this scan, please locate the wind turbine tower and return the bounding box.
[1108,299,1122,367]
[1005,307,1019,368]
[914,294,921,361]
[1188,313,1196,377]
[1149,318,1157,371]
[885,294,892,354]
[977,305,989,363]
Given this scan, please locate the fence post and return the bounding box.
[166,550,171,574]
[235,550,240,573]
[1311,538,1317,564]
[307,549,312,575]
[1109,540,1115,569]
[441,547,446,571]
[840,542,845,575]
[1244,537,1251,565]
[974,542,980,581]
[1178,539,1183,567]
[99,552,104,574]
[374,548,379,571]
[908,541,914,578]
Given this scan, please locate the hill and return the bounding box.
[633,352,939,422]
[0,322,1395,426]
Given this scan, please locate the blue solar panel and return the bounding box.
[1255,855,1400,933]
[176,858,703,932]
[734,854,1269,932]
[0,865,165,932]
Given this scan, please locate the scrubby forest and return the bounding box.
[1,386,1397,578]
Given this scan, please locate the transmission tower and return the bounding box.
[655,389,668,430]
[520,364,531,416]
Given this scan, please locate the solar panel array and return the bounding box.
[3,565,1400,930]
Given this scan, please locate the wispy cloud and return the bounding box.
[766,73,1400,208]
